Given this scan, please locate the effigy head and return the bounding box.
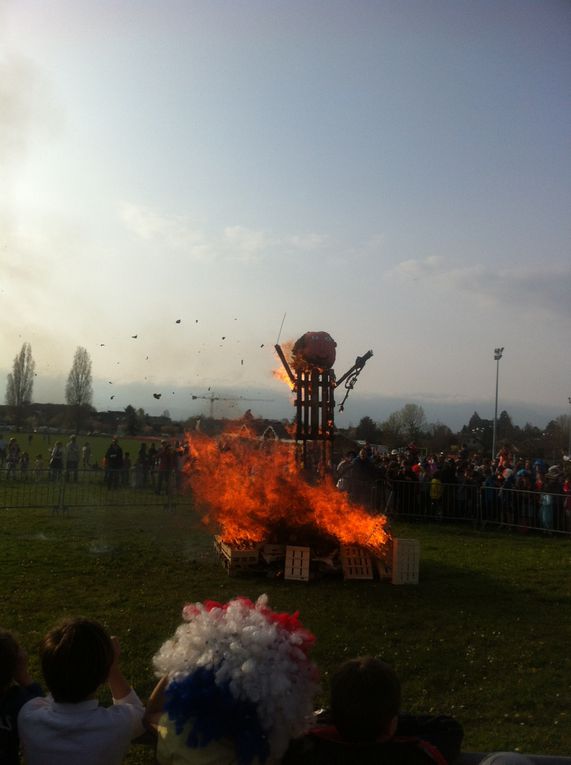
[292,331,337,371]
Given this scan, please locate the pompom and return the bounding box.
[153,594,319,763]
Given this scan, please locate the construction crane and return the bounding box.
[191,393,273,418]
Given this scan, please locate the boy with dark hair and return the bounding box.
[18,617,145,765]
[284,656,463,765]
[0,629,43,765]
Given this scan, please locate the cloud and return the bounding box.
[119,203,213,259]
[223,225,267,262]
[288,233,328,250]
[390,256,571,318]
[120,202,328,263]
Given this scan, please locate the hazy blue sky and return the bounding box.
[1,0,570,428]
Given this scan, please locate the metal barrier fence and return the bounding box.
[2,468,570,535]
[0,467,191,510]
[342,477,571,536]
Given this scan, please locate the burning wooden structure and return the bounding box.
[213,533,419,584]
[275,331,372,472]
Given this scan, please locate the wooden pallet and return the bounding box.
[284,545,311,581]
[340,545,374,579]
[391,538,420,585]
[214,536,260,575]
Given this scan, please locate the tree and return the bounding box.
[427,421,454,453]
[65,346,93,433]
[355,416,383,443]
[5,342,35,429]
[124,405,140,436]
[399,403,427,442]
[381,411,405,447]
[497,410,514,442]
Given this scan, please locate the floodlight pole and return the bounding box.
[568,396,571,458]
[492,347,504,461]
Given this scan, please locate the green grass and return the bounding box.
[1,499,569,762]
[2,431,158,467]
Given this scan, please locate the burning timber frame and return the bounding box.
[275,339,373,471]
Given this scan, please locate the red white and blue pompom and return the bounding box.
[153,594,319,764]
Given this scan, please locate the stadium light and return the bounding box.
[492,347,504,461]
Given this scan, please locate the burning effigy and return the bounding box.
[184,329,419,583]
[185,433,396,580]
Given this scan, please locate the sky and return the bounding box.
[1,0,570,430]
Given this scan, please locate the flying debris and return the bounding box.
[110,395,115,400]
[131,335,138,339]
[241,360,244,365]
[195,319,198,323]
[145,356,149,360]
[260,344,264,348]
[108,381,113,384]
[153,393,162,400]
[175,319,181,324]
[222,336,226,340]
[100,344,105,347]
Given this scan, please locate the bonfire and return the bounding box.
[184,433,392,578]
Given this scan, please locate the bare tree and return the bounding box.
[399,403,427,442]
[65,346,93,433]
[5,342,35,428]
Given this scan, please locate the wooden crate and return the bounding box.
[391,538,420,585]
[261,543,286,564]
[284,546,311,581]
[214,536,260,575]
[340,545,373,580]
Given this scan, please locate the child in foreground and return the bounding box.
[283,655,463,765]
[146,594,319,764]
[18,617,145,765]
[0,629,43,765]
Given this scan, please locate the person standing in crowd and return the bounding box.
[105,438,123,490]
[155,441,174,495]
[49,442,64,482]
[65,435,80,482]
[6,438,20,480]
[135,443,148,488]
[0,433,6,467]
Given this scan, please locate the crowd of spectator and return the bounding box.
[336,443,571,532]
[2,431,571,532]
[0,433,194,496]
[1,598,546,765]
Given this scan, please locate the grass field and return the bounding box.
[1,497,569,762]
[1,431,160,467]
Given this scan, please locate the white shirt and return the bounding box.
[19,689,145,765]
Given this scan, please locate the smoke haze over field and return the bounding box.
[1,370,565,434]
[1,0,570,426]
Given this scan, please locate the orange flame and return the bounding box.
[272,341,295,388]
[184,433,390,556]
[272,365,292,385]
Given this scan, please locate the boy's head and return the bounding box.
[331,656,401,743]
[0,629,19,691]
[40,618,114,702]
